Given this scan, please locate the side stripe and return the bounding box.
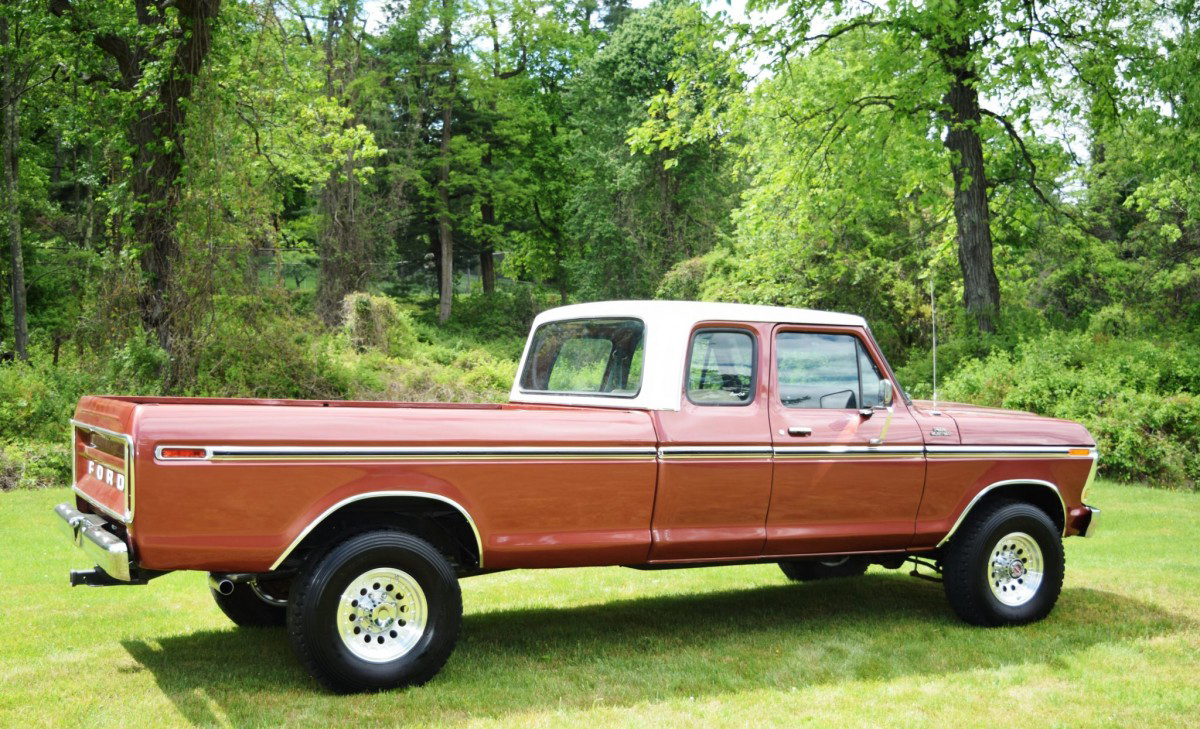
[157,443,1097,462]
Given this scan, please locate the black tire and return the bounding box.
[942,500,1064,626]
[287,530,462,694]
[210,578,288,628]
[779,556,870,582]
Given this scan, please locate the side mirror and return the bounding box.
[879,379,894,408]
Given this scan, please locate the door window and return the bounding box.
[776,332,884,409]
[687,329,757,405]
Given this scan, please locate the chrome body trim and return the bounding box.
[926,445,1095,458]
[1081,454,1099,502]
[1080,506,1100,538]
[168,445,658,462]
[935,479,1068,548]
[55,503,133,581]
[269,491,486,571]
[70,419,135,524]
[659,446,773,460]
[774,445,924,456]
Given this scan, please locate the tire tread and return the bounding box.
[287,529,461,693]
[942,499,1065,626]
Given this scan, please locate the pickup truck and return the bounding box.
[56,300,1100,693]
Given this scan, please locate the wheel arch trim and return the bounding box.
[936,479,1067,548]
[269,491,484,571]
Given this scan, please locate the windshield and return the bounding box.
[519,318,645,396]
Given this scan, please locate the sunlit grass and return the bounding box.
[1,481,1197,727]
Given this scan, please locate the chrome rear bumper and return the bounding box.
[1080,505,1100,538]
[55,503,132,582]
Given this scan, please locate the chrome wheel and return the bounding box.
[338,568,428,663]
[987,531,1044,607]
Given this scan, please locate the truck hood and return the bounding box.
[910,399,1095,447]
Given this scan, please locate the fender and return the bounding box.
[269,490,485,570]
[935,479,1067,548]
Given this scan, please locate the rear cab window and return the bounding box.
[519,318,645,396]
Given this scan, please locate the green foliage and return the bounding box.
[938,330,1200,489]
[559,1,739,299]
[655,254,712,301]
[182,295,357,400]
[2,0,1200,493]
[0,439,70,491]
[342,293,419,357]
[445,287,540,341]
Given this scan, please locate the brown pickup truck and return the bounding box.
[57,301,1099,693]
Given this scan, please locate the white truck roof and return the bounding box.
[508,300,868,411]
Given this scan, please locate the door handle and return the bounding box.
[788,427,812,437]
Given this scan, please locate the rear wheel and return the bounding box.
[779,556,869,582]
[209,577,288,628]
[942,500,1064,626]
[287,530,462,694]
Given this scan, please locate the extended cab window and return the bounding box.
[687,330,756,405]
[776,332,884,409]
[520,318,645,396]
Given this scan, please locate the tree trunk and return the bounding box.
[940,42,1000,333]
[437,106,454,323]
[436,0,456,323]
[315,4,370,327]
[1,14,28,361]
[51,0,221,363]
[134,0,221,355]
[479,163,497,294]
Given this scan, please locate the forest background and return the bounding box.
[0,0,1197,491]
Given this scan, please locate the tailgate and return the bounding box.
[72,396,139,524]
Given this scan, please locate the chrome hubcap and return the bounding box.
[338,568,427,663]
[987,532,1044,607]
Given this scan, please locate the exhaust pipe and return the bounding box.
[208,572,257,595]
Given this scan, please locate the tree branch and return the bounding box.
[980,107,1078,221]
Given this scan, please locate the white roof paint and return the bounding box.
[508,300,869,411]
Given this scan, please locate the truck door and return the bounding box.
[765,325,925,555]
[649,322,774,559]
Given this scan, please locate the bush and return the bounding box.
[656,255,712,301]
[184,295,356,400]
[342,293,418,356]
[939,331,1200,489]
[0,440,71,491]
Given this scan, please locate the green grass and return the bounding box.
[2,481,1198,727]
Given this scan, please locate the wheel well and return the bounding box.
[276,495,482,574]
[945,481,1066,547]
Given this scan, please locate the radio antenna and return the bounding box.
[931,276,939,411]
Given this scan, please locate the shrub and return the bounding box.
[939,332,1200,489]
[656,255,712,301]
[342,293,418,356]
[184,295,356,400]
[0,440,71,491]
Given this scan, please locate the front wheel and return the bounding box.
[287,530,462,694]
[942,500,1064,626]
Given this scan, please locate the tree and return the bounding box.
[311,0,377,326]
[50,0,222,356]
[0,2,38,360]
[643,0,1141,332]
[565,1,738,300]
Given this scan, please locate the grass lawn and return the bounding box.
[2,480,1198,727]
